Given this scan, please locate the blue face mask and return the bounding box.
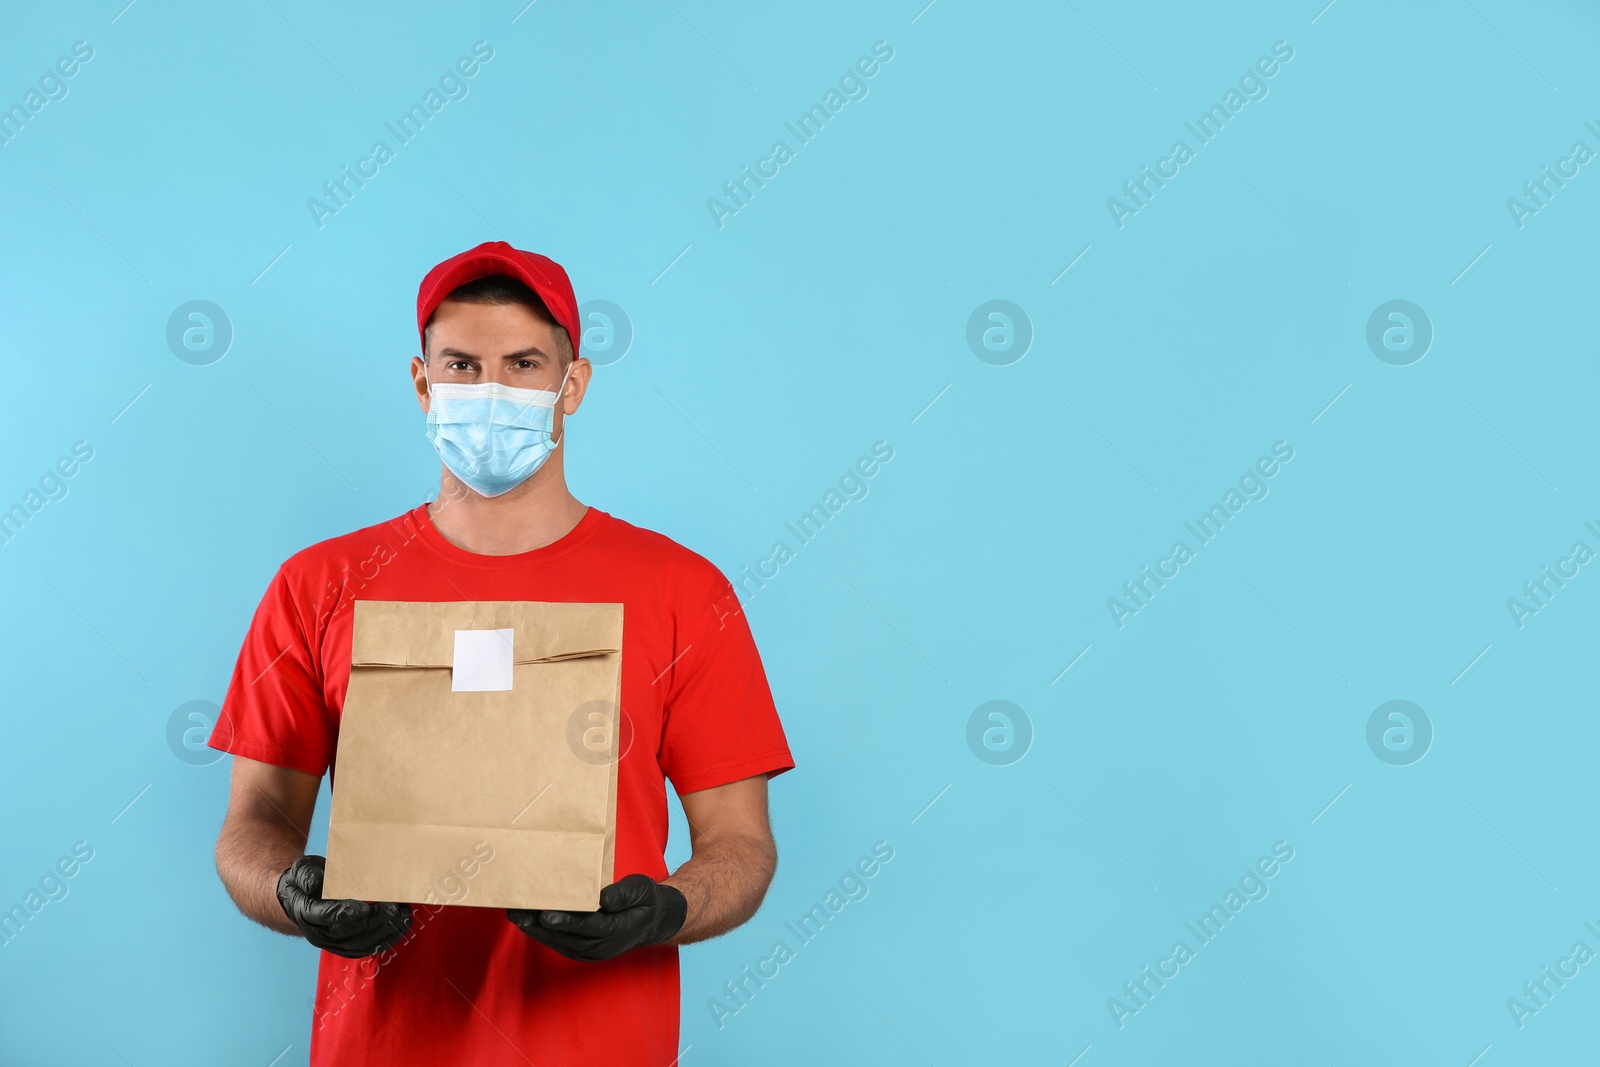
[424,363,572,498]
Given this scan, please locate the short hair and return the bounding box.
[423,274,574,366]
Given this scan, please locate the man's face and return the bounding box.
[412,299,589,425]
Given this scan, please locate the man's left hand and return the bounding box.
[507,874,688,961]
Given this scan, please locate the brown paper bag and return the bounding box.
[322,599,624,912]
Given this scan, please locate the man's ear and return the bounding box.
[412,356,431,413]
[563,358,592,416]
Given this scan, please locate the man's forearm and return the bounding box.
[662,831,776,945]
[216,816,305,937]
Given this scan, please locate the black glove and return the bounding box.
[507,874,687,962]
[276,855,412,959]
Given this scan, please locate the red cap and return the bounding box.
[415,241,581,359]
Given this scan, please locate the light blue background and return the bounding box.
[2,1,1597,1063]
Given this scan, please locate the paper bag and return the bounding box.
[323,599,624,912]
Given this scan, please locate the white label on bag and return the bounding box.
[452,628,515,692]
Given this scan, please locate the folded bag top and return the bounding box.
[350,599,622,667]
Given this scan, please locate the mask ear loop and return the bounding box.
[547,361,575,450]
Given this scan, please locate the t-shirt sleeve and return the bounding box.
[658,569,794,795]
[208,563,336,777]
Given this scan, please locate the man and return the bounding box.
[209,241,794,1065]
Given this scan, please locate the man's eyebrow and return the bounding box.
[435,345,550,361]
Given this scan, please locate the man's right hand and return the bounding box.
[276,855,413,959]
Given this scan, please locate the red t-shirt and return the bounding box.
[209,503,794,1066]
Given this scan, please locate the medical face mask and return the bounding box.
[424,362,572,498]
